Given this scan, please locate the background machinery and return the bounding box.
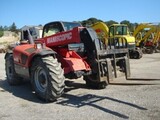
[91,22,142,59]
[133,23,160,54]
[5,21,130,102]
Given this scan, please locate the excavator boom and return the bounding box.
[133,23,160,53]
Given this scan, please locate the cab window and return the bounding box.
[43,23,63,37]
[109,26,114,37]
[115,26,127,35]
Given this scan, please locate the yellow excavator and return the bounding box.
[133,23,160,53]
[91,22,142,59]
[133,23,154,47]
[153,31,160,51]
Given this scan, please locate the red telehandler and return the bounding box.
[5,21,130,102]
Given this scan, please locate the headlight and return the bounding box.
[34,43,46,49]
[128,42,135,45]
[34,43,42,49]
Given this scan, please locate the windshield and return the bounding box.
[62,22,82,31]
[115,26,128,35]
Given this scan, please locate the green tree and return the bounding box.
[81,20,88,27]
[120,20,131,30]
[81,17,103,26]
[38,24,43,27]
[120,20,130,25]
[0,26,3,31]
[0,26,4,37]
[3,25,9,31]
[132,23,139,31]
[105,20,118,27]
[10,22,17,32]
[0,30,4,37]
[120,20,137,32]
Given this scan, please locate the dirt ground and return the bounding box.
[0,36,19,43]
[0,53,160,120]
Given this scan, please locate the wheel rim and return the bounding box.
[34,67,48,93]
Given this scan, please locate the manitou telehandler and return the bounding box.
[5,21,130,102]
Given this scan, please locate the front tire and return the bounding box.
[5,53,22,85]
[31,56,65,102]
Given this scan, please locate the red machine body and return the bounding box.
[38,27,82,47]
[36,26,91,75]
[12,44,55,77]
[13,22,92,78]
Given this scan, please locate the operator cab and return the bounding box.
[42,21,82,37]
[42,21,84,57]
[20,29,33,44]
[109,24,130,37]
[21,26,43,44]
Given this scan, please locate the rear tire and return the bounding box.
[145,47,154,54]
[84,75,107,89]
[129,50,142,59]
[31,56,65,102]
[5,53,22,85]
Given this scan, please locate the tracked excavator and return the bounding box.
[133,23,160,53]
[91,22,142,59]
[5,21,130,102]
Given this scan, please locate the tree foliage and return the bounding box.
[9,22,17,32]
[0,23,17,31]
[0,30,4,37]
[81,17,102,26]
[105,20,118,27]
[120,20,138,32]
[0,22,18,37]
[81,18,138,32]
[0,19,140,35]
[3,26,9,31]
[0,26,4,37]
[0,26,3,31]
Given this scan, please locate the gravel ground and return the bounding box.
[0,53,160,120]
